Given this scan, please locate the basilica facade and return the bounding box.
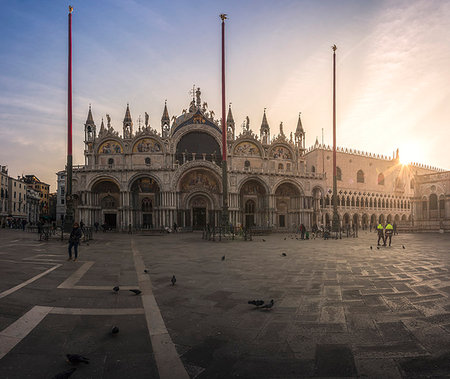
[59,87,443,232]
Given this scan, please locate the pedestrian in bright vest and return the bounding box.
[377,223,385,246]
[385,222,394,246]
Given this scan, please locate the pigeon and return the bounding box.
[248,300,265,307]
[51,367,77,379]
[282,253,287,257]
[376,246,380,250]
[284,237,286,240]
[171,275,176,286]
[402,245,405,249]
[144,269,148,273]
[370,246,373,250]
[66,354,89,365]
[260,299,274,309]
[221,256,225,261]
[113,286,119,293]
[111,326,119,335]
[262,239,266,242]
[129,289,141,295]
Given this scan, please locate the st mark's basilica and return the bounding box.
[57,87,442,231]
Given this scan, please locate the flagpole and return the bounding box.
[65,5,74,231]
[331,44,339,236]
[220,14,229,228]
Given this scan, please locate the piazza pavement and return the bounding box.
[0,228,449,378]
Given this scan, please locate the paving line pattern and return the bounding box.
[131,238,189,379]
[0,264,62,299]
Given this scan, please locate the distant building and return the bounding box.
[22,175,50,216]
[8,176,27,221]
[26,187,41,224]
[412,171,450,232]
[304,142,439,229]
[0,165,9,225]
[57,87,447,231]
[56,171,66,225]
[49,192,57,222]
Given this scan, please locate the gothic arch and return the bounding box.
[232,137,264,157]
[238,176,270,195]
[128,172,163,192]
[272,179,304,196]
[268,143,294,161]
[88,175,122,192]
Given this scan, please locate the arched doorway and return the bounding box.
[371,214,377,227]
[239,179,268,227]
[130,177,160,229]
[92,179,121,229]
[189,194,212,230]
[352,214,359,228]
[379,214,385,224]
[179,169,221,228]
[275,182,302,230]
[362,214,369,230]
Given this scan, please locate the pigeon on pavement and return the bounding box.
[248,300,265,307]
[144,269,148,273]
[129,289,141,295]
[260,299,274,310]
[66,354,89,365]
[111,326,119,335]
[221,256,225,261]
[376,246,380,250]
[402,245,405,249]
[51,367,77,379]
[370,246,373,250]
[113,286,119,293]
[171,275,176,286]
[282,253,287,256]
[262,239,266,242]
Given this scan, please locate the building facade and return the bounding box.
[304,141,441,229]
[56,171,66,224]
[66,89,328,231]
[61,88,446,232]
[0,166,9,225]
[22,175,50,216]
[412,171,450,232]
[8,176,27,221]
[26,187,41,225]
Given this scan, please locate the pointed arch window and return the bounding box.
[336,167,342,181]
[357,170,364,183]
[311,165,316,173]
[378,173,384,185]
[245,199,255,213]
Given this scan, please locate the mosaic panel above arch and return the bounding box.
[133,138,162,153]
[234,141,261,157]
[98,140,123,154]
[180,169,220,193]
[271,145,292,159]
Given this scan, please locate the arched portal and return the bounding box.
[362,214,369,230]
[176,131,221,165]
[239,179,268,227]
[130,177,160,229]
[91,179,121,229]
[178,168,221,228]
[275,182,302,229]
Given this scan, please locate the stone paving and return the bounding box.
[0,229,449,378]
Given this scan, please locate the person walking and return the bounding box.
[68,222,82,261]
[300,224,305,240]
[377,222,385,246]
[385,222,394,246]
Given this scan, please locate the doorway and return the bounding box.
[104,213,117,229]
[193,207,206,229]
[143,213,153,229]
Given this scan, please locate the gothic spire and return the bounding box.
[226,103,234,123]
[124,103,132,124]
[295,112,304,134]
[85,104,94,125]
[161,100,170,123]
[260,108,270,144]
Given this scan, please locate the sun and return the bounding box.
[398,143,422,166]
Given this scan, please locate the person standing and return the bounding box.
[385,222,394,246]
[377,223,385,246]
[68,222,82,261]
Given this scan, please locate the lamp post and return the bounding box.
[64,5,74,232]
[220,13,229,229]
[331,44,340,236]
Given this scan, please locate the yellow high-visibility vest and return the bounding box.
[386,224,393,230]
[377,224,383,230]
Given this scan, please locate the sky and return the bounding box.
[0,0,449,190]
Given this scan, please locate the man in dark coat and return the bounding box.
[68,223,82,261]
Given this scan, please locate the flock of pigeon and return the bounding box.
[53,241,286,378]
